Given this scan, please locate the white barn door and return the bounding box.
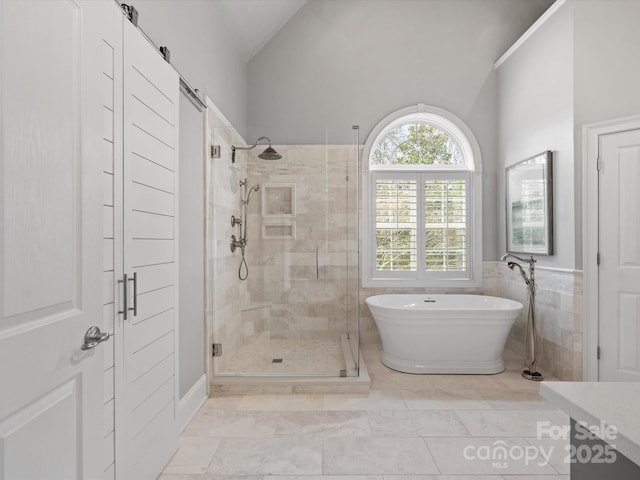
[121,18,180,480]
[0,2,105,479]
[599,128,640,381]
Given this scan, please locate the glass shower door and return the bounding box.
[209,124,359,377]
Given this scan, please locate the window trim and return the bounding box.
[362,104,483,288]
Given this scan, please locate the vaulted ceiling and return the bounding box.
[213,0,308,61]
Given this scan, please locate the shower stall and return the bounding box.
[207,124,360,380]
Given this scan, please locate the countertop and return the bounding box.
[540,382,640,466]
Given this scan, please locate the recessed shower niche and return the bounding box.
[261,183,296,217]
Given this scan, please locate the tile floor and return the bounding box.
[159,344,570,479]
[220,334,346,376]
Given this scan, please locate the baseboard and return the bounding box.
[178,374,208,433]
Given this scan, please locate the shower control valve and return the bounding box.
[230,234,246,253]
[231,215,242,227]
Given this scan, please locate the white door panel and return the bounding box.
[129,67,176,124]
[599,128,640,381]
[130,182,175,216]
[130,96,175,147]
[136,263,176,293]
[131,155,175,193]
[122,17,179,479]
[128,309,175,354]
[129,355,175,408]
[0,1,106,478]
[130,125,175,171]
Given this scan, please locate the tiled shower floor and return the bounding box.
[160,344,569,479]
[218,333,347,376]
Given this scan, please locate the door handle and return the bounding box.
[118,273,128,320]
[128,272,138,317]
[81,326,112,350]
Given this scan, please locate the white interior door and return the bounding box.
[0,2,105,479]
[122,18,180,480]
[599,128,640,381]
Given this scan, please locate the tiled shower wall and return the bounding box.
[244,145,359,344]
[209,142,358,377]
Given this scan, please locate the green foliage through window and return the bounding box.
[371,123,463,167]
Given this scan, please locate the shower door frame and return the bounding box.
[205,121,361,380]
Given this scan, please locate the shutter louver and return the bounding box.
[424,179,467,271]
[375,179,417,271]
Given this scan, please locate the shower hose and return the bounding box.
[238,245,249,281]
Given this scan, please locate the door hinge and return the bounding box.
[212,343,222,357]
[597,346,601,360]
[597,252,600,265]
[596,156,602,171]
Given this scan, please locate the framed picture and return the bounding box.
[506,151,553,255]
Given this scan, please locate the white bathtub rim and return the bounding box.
[365,294,523,313]
[372,315,517,325]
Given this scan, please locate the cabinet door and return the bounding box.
[122,17,180,480]
[0,2,105,478]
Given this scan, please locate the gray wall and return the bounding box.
[178,94,206,398]
[132,0,247,133]
[497,0,640,271]
[247,0,553,261]
[497,1,575,270]
[573,0,640,269]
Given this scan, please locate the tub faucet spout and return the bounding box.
[500,252,534,264]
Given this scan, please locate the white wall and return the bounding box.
[132,0,247,134]
[497,1,575,269]
[247,0,553,261]
[497,0,640,270]
[573,0,640,269]
[574,0,640,134]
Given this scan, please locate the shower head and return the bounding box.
[231,136,282,163]
[258,146,282,160]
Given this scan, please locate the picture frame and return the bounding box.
[505,150,553,255]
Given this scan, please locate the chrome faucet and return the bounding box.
[500,253,536,286]
[500,252,542,381]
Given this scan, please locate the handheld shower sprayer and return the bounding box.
[243,183,260,206]
[506,261,529,285]
[231,178,261,281]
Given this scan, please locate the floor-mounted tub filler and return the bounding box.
[500,253,542,381]
[366,294,523,374]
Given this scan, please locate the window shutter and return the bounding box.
[374,178,417,271]
[424,179,467,272]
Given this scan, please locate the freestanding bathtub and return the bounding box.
[365,294,523,374]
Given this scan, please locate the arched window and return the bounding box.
[362,104,482,287]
